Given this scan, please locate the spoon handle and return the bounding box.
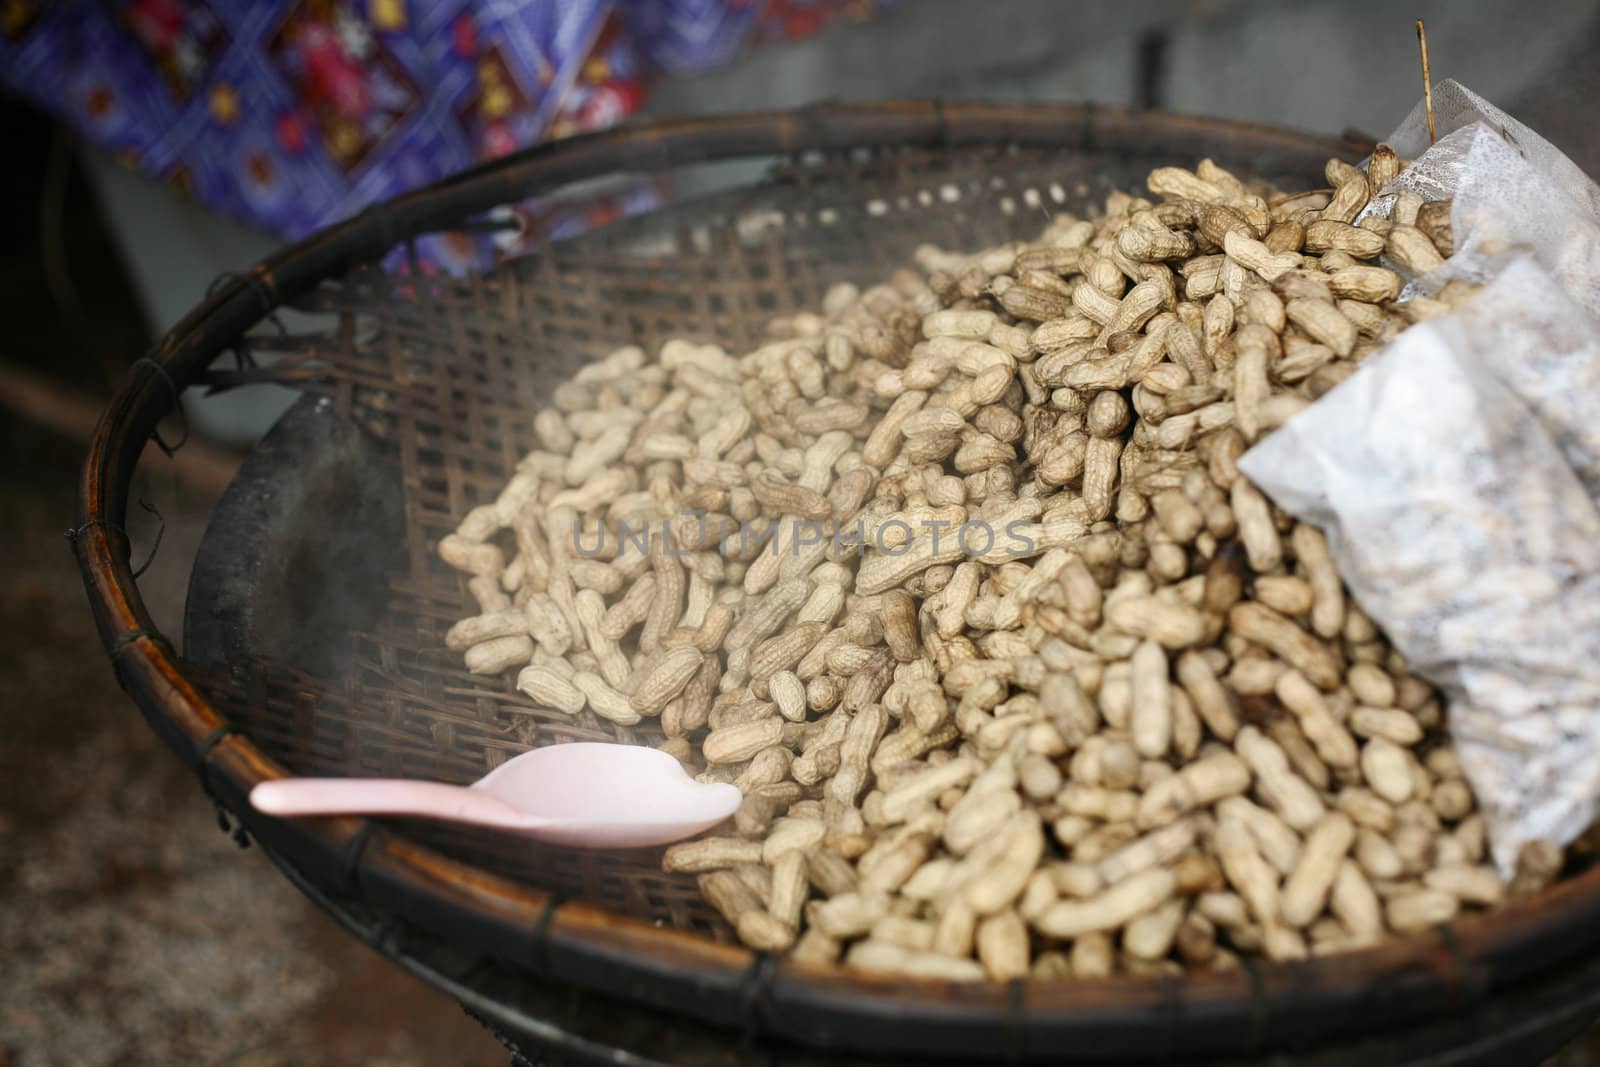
[251,777,541,828]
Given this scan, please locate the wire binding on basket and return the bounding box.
[340,820,380,894]
[1238,953,1271,1052]
[1153,972,1184,1062]
[197,722,252,849]
[110,627,172,655]
[127,499,164,579]
[206,270,290,389]
[130,357,189,457]
[65,518,127,541]
[207,270,287,334]
[737,951,778,1052]
[64,517,128,551]
[1004,978,1027,1062]
[196,721,241,759]
[237,266,280,318]
[101,622,168,695]
[530,894,567,979]
[1433,921,1489,1000]
[64,500,165,580]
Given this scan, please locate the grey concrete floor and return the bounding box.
[0,420,506,1067]
[6,3,1600,1063]
[0,101,505,1067]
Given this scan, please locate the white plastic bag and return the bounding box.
[1241,83,1600,875]
[1360,80,1600,314]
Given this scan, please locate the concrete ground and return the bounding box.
[5,3,1600,1063]
[0,427,504,1067]
[0,102,506,1066]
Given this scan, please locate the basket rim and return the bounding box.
[72,99,1600,1060]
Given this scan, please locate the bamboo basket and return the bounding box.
[74,102,1600,1065]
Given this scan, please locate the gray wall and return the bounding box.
[646,0,1600,172]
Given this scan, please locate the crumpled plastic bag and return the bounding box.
[1359,80,1600,314]
[1437,257,1600,504]
[1240,82,1600,875]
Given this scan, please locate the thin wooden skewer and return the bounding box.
[1416,19,1437,145]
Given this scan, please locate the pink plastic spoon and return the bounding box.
[249,742,741,848]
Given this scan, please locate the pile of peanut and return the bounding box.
[437,148,1566,980]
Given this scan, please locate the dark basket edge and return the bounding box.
[73,100,1600,1061]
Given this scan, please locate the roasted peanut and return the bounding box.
[443,152,1517,977]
